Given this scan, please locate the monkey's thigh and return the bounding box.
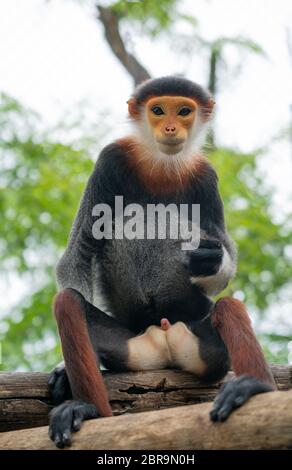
[166,319,230,382]
[85,302,136,371]
[87,301,229,379]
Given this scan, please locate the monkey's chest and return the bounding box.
[127,321,206,376]
[100,237,204,328]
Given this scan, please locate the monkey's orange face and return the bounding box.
[145,96,197,155]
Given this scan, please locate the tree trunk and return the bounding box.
[207,47,218,147]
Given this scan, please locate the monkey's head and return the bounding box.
[127,76,214,157]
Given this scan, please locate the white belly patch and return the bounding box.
[127,321,206,376]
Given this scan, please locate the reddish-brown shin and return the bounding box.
[54,289,113,417]
[212,297,276,389]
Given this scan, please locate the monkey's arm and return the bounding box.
[56,143,122,301]
[185,170,237,296]
[210,297,276,421]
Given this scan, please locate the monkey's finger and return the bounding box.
[189,248,222,260]
[215,399,236,422]
[210,399,234,422]
[56,407,74,447]
[199,239,221,249]
[53,432,64,449]
[210,393,230,416]
[73,417,82,431]
[49,402,75,448]
[210,382,236,421]
[61,432,72,447]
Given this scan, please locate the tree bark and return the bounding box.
[1,390,292,449]
[97,5,151,86]
[0,365,291,432]
[207,48,218,147]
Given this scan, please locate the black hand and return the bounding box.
[49,400,98,448]
[210,375,273,422]
[182,238,223,277]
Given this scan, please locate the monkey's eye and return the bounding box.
[178,107,192,116]
[151,106,164,116]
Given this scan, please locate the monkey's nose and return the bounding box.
[165,125,176,134]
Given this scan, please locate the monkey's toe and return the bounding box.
[49,400,98,448]
[210,375,273,422]
[48,364,72,405]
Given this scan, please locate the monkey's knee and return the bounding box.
[198,340,230,384]
[53,288,85,324]
[212,296,250,330]
[213,296,246,316]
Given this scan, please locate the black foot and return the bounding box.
[49,400,98,448]
[210,375,273,422]
[48,363,72,405]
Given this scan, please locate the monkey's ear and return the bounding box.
[127,98,140,119]
[201,98,215,121]
[207,98,216,110]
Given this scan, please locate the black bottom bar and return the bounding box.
[0,450,291,466]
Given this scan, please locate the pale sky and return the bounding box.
[0,0,292,340]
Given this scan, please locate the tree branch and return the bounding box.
[0,365,291,432]
[97,5,151,86]
[1,390,292,449]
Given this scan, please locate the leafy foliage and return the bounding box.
[0,94,95,370]
[210,148,292,311]
[110,0,179,36]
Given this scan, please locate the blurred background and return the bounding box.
[0,0,292,371]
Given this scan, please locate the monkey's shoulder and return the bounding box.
[85,142,131,200]
[96,140,130,167]
[93,141,133,183]
[193,157,218,185]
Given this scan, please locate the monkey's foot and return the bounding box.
[49,400,98,448]
[48,363,72,404]
[210,375,273,422]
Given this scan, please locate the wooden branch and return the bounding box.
[0,365,291,432]
[97,5,151,86]
[1,390,292,450]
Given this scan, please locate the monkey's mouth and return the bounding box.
[157,138,185,146]
[157,139,185,155]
